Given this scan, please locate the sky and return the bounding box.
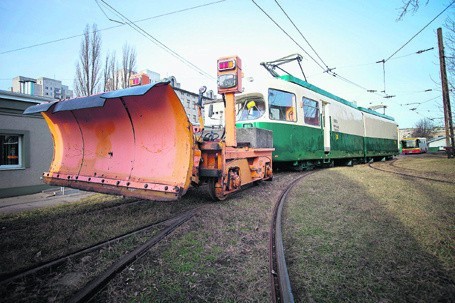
[0,0,453,128]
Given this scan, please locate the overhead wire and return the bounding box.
[98,0,215,80]
[384,1,454,63]
[332,47,435,71]
[0,0,226,55]
[250,0,326,71]
[252,0,384,97]
[273,0,331,71]
[376,1,454,94]
[400,95,440,106]
[253,0,445,121]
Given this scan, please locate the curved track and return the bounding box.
[269,171,314,303]
[0,208,197,289]
[68,208,197,303]
[368,160,454,184]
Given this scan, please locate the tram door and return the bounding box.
[322,101,331,153]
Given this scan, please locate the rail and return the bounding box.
[269,172,313,303]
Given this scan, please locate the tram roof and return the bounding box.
[279,75,395,121]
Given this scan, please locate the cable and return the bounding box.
[273,0,330,71]
[95,0,124,24]
[401,95,440,106]
[98,0,215,80]
[0,0,226,55]
[334,47,435,70]
[384,1,454,62]
[375,1,454,95]
[251,0,385,98]
[250,0,326,71]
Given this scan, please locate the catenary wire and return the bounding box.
[273,0,330,71]
[0,0,226,55]
[333,47,435,70]
[98,0,215,80]
[384,1,454,62]
[250,0,326,71]
[252,0,384,98]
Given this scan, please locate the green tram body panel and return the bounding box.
[364,137,399,157]
[236,121,397,162]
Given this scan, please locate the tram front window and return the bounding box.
[236,97,265,121]
[402,140,416,148]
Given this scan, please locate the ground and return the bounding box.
[0,154,453,302]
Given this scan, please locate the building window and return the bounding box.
[1,134,22,169]
[303,97,320,126]
[268,89,296,122]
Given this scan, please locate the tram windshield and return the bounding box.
[236,94,266,121]
[401,140,417,148]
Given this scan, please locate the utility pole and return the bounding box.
[437,27,455,158]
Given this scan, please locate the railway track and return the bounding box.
[368,159,455,184]
[269,171,314,303]
[0,207,198,302]
[68,209,197,303]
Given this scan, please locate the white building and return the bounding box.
[129,70,215,125]
[12,76,73,100]
[428,136,448,151]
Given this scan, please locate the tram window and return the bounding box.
[268,89,296,122]
[303,97,320,126]
[236,97,266,121]
[401,140,416,148]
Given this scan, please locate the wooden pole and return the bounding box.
[437,27,455,158]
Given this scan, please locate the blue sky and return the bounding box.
[0,0,453,128]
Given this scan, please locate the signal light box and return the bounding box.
[217,56,242,94]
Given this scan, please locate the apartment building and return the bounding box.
[12,76,73,100]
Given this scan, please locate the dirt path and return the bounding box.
[0,189,94,214]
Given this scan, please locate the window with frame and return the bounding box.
[268,89,296,122]
[1,134,22,169]
[303,97,320,126]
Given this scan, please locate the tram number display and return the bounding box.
[217,56,242,94]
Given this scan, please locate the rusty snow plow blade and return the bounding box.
[24,82,194,201]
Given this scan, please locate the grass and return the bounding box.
[0,193,201,275]
[284,156,455,302]
[100,175,301,302]
[395,153,455,176]
[1,155,453,302]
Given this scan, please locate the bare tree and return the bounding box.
[110,51,119,91]
[103,51,110,92]
[121,43,137,89]
[74,24,102,96]
[445,17,455,91]
[397,0,429,21]
[412,118,435,138]
[103,51,119,91]
[397,1,454,104]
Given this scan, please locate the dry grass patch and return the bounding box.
[392,154,455,180]
[97,173,302,302]
[0,193,202,275]
[284,157,454,302]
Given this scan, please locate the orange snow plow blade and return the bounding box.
[24,82,194,201]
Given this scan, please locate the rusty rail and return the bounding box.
[68,208,197,303]
[269,172,313,303]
